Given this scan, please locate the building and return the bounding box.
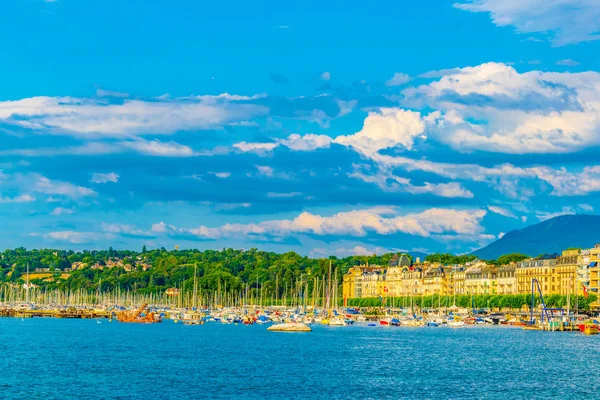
[554,249,580,296]
[384,254,412,296]
[497,264,517,295]
[588,245,600,297]
[341,247,596,300]
[342,264,385,299]
[464,265,497,295]
[516,255,558,295]
[422,265,448,296]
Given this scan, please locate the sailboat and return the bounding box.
[328,267,347,326]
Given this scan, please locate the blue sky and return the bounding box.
[1,0,600,256]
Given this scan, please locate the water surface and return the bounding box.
[1,319,597,399]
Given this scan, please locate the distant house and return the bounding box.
[71,262,86,270]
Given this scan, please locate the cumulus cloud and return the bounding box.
[334,108,425,155]
[157,207,488,240]
[91,172,119,184]
[528,166,600,196]
[454,0,600,46]
[406,62,600,154]
[385,72,411,86]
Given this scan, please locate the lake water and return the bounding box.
[1,319,598,399]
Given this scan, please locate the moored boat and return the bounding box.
[267,322,311,332]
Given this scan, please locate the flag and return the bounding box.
[583,284,589,298]
[384,286,389,293]
[378,295,386,304]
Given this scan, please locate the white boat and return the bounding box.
[181,312,204,325]
[448,320,465,328]
[267,322,312,332]
[329,317,347,326]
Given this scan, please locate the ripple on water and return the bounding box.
[0,319,598,399]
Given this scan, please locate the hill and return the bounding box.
[473,214,600,260]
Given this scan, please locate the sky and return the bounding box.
[1,0,600,257]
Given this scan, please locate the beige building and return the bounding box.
[555,249,580,296]
[516,256,558,294]
[464,264,498,295]
[497,264,517,295]
[342,265,385,299]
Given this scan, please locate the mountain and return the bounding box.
[473,214,600,260]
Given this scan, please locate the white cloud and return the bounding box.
[95,86,129,98]
[160,207,488,240]
[255,165,274,177]
[44,231,98,244]
[101,223,153,237]
[349,165,473,198]
[50,207,73,216]
[334,108,425,155]
[488,205,518,219]
[212,202,251,211]
[0,139,197,158]
[320,72,331,81]
[151,222,167,233]
[120,139,195,157]
[266,192,302,198]
[536,207,575,221]
[0,194,35,204]
[0,94,267,137]
[454,0,600,46]
[31,175,96,199]
[277,134,332,151]
[556,59,580,66]
[233,134,332,153]
[312,244,406,258]
[212,172,231,178]
[91,172,119,184]
[406,62,600,154]
[528,166,600,196]
[385,72,411,86]
[579,204,594,212]
[233,142,278,153]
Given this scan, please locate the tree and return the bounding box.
[496,253,530,265]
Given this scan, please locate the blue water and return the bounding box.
[1,319,598,399]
